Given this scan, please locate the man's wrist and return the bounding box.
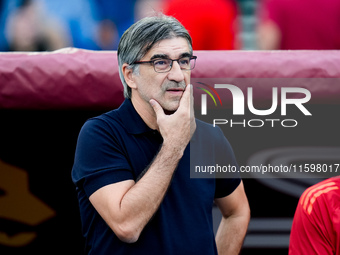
[161,140,186,159]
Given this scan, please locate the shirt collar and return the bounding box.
[117,99,154,135]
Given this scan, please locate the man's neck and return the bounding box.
[131,96,159,131]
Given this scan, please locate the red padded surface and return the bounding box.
[0,48,122,110]
[0,48,339,109]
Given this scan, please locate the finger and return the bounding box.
[149,99,165,118]
[188,84,194,107]
[178,84,191,108]
[188,84,195,114]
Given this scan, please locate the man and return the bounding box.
[289,176,340,254]
[72,15,250,254]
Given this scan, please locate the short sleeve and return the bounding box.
[71,118,134,197]
[289,179,340,255]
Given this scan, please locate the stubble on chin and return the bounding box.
[161,94,183,114]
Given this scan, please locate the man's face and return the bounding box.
[131,37,192,112]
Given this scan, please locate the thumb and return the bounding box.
[149,99,165,118]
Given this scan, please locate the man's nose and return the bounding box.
[167,61,185,82]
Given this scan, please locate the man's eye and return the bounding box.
[154,59,169,66]
[179,58,190,65]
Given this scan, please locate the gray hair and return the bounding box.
[117,14,193,98]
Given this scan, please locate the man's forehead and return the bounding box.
[145,37,190,58]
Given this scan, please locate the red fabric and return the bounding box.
[289,177,340,255]
[163,0,238,50]
[261,0,340,49]
[1,49,340,109]
[0,48,123,110]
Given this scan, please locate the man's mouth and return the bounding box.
[166,88,184,93]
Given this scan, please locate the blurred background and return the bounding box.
[1,0,339,52]
[1,0,340,254]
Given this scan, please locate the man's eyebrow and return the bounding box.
[179,52,192,58]
[150,52,192,60]
[150,54,169,60]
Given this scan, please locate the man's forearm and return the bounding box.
[215,213,249,255]
[118,142,184,242]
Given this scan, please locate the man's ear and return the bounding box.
[122,63,137,90]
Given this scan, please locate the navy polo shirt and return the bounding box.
[72,99,241,255]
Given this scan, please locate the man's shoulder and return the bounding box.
[81,99,151,137]
[83,109,120,129]
[196,119,215,130]
[298,177,340,216]
[78,106,127,141]
[195,119,224,138]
